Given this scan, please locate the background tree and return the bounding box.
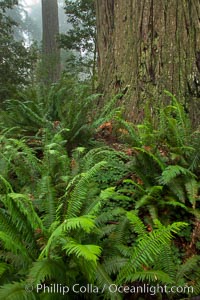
[60,0,96,83]
[0,0,37,102]
[95,0,200,125]
[41,0,61,84]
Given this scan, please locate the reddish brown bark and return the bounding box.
[42,0,61,84]
[96,0,200,124]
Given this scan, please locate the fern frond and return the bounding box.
[0,192,43,256]
[28,258,66,284]
[135,186,163,209]
[93,93,122,128]
[0,175,13,194]
[66,161,107,218]
[0,262,9,276]
[103,256,128,276]
[115,117,141,146]
[5,98,47,128]
[39,222,63,259]
[159,165,195,185]
[63,239,101,264]
[0,230,32,263]
[185,179,199,208]
[124,270,173,284]
[163,197,188,210]
[95,207,125,227]
[107,217,130,246]
[164,90,189,132]
[126,211,147,236]
[64,215,96,233]
[96,263,123,300]
[154,244,177,280]
[116,244,132,258]
[189,131,200,171]
[0,282,37,300]
[117,221,188,284]
[40,215,97,258]
[123,179,145,192]
[7,193,44,232]
[82,146,128,171]
[81,196,102,216]
[39,175,56,227]
[0,192,40,261]
[134,147,165,171]
[176,255,200,285]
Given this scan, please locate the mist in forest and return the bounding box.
[10,0,69,44]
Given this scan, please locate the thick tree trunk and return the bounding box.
[42,0,61,84]
[96,0,200,125]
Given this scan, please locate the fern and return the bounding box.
[103,256,128,276]
[0,282,37,300]
[39,215,98,259]
[95,263,123,300]
[92,93,122,129]
[39,175,56,227]
[126,211,147,236]
[160,91,191,147]
[134,147,165,171]
[135,186,163,209]
[0,262,9,277]
[189,130,200,171]
[185,178,199,208]
[0,231,32,262]
[66,161,107,218]
[164,91,190,137]
[154,244,177,281]
[117,211,188,284]
[115,117,141,146]
[125,270,173,284]
[0,189,43,262]
[95,207,125,227]
[6,193,43,231]
[82,146,128,171]
[64,215,96,233]
[176,255,200,285]
[63,239,102,264]
[159,165,196,185]
[28,258,67,284]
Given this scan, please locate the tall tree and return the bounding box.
[0,0,36,102]
[96,0,200,125]
[41,0,61,84]
[60,0,96,81]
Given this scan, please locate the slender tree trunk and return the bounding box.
[42,0,61,84]
[96,0,200,125]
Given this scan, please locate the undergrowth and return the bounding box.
[0,84,199,299]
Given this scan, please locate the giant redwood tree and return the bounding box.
[96,0,200,124]
[42,0,61,84]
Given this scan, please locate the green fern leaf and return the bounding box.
[64,215,96,233]
[28,258,66,284]
[125,270,173,284]
[159,165,195,185]
[96,263,123,300]
[66,161,107,218]
[134,147,165,171]
[0,282,37,300]
[127,211,147,236]
[176,255,200,285]
[103,256,128,275]
[117,221,187,284]
[0,262,10,276]
[185,179,199,208]
[0,231,31,262]
[63,239,102,264]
